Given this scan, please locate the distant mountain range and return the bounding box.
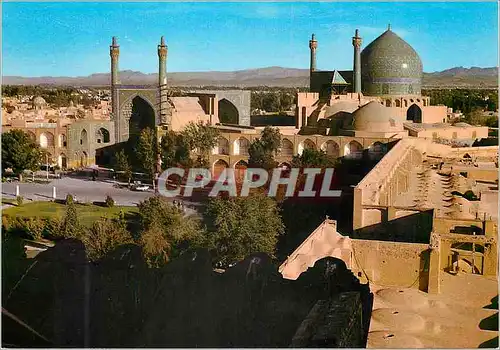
[3,66,497,88]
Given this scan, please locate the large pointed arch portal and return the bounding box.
[129,96,156,140]
[406,104,422,123]
[218,99,239,124]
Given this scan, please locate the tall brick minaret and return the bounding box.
[309,34,318,90]
[158,36,169,126]
[352,29,362,94]
[158,36,167,87]
[110,36,120,141]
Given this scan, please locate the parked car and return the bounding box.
[132,184,149,192]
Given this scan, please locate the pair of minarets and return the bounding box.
[109,36,168,123]
[309,29,363,94]
[109,36,167,87]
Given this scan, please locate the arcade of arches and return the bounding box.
[208,133,394,182]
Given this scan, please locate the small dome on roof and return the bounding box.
[324,101,359,118]
[32,96,47,108]
[349,101,404,132]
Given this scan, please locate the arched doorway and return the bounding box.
[298,139,316,155]
[218,99,239,124]
[39,132,54,148]
[321,141,340,158]
[212,137,230,155]
[129,96,156,140]
[233,137,250,156]
[344,140,363,159]
[406,104,422,123]
[80,129,88,147]
[59,134,67,147]
[368,142,386,160]
[279,139,294,157]
[212,159,229,180]
[58,153,67,169]
[96,128,110,144]
[234,160,248,183]
[80,151,88,167]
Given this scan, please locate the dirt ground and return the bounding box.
[367,272,498,348]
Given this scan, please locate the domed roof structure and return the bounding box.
[361,28,422,96]
[324,101,359,117]
[349,101,404,132]
[32,96,47,109]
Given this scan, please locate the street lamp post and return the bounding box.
[46,153,49,180]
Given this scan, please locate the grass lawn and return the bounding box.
[2,201,139,227]
[2,198,17,205]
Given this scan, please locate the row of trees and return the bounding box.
[3,192,284,269]
[423,88,498,115]
[251,90,296,113]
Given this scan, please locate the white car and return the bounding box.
[133,185,149,192]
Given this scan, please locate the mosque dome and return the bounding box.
[361,28,422,96]
[349,101,404,132]
[324,101,359,118]
[32,96,47,109]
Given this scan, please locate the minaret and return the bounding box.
[110,37,120,141]
[309,34,318,89]
[110,36,120,87]
[158,36,168,86]
[157,36,168,126]
[352,29,362,94]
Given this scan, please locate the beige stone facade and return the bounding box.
[404,122,489,143]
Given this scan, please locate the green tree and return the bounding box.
[248,126,281,170]
[291,148,338,168]
[262,93,280,112]
[260,126,282,153]
[82,217,134,261]
[248,140,278,170]
[465,108,494,126]
[279,91,295,112]
[180,121,219,167]
[137,196,203,266]
[114,149,132,185]
[2,129,42,180]
[160,131,192,169]
[136,128,158,188]
[203,193,284,267]
[60,202,82,238]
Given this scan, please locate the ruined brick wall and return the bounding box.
[351,239,429,290]
[290,292,365,347]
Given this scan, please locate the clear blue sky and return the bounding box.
[2,2,498,77]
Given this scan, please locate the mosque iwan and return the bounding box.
[3,26,498,348]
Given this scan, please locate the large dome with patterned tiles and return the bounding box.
[361,28,422,96]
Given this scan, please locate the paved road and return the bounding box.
[2,177,201,217]
[2,177,153,206]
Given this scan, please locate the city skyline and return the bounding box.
[2,2,498,77]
